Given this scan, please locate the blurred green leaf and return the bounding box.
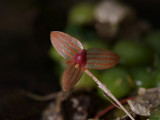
[68,2,95,25]
[145,31,160,54]
[98,67,132,99]
[131,67,153,89]
[113,40,153,66]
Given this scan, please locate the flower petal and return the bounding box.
[62,63,83,91]
[86,48,120,69]
[50,31,83,59]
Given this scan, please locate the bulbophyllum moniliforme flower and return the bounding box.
[50,31,120,91]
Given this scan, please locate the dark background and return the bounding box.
[0,0,160,119]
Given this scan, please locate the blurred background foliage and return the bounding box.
[1,0,160,119]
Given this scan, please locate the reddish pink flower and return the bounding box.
[50,31,120,91]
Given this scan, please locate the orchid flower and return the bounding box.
[50,31,120,90]
[50,31,134,120]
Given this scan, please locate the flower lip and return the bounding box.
[73,49,87,67]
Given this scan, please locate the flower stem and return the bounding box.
[85,70,135,120]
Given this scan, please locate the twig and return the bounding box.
[85,70,135,120]
[94,96,135,119]
[21,90,60,101]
